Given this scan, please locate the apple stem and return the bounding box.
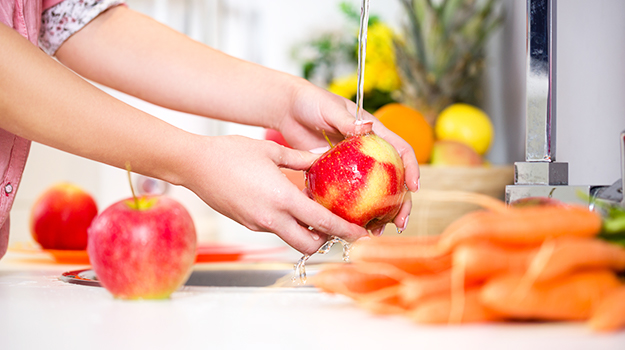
[125,161,140,209]
[322,130,334,148]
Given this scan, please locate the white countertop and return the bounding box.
[1,250,625,350]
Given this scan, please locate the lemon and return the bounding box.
[435,103,494,155]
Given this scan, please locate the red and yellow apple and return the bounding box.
[87,196,197,300]
[30,182,98,250]
[306,133,406,230]
[429,140,483,167]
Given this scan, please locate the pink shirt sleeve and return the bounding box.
[42,0,64,11]
[39,0,125,55]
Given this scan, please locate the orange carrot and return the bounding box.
[351,236,451,275]
[357,285,406,315]
[588,285,625,332]
[406,287,503,324]
[399,269,484,308]
[527,237,625,282]
[453,242,535,282]
[400,270,454,307]
[480,270,621,321]
[309,263,402,297]
[438,205,602,253]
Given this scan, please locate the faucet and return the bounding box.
[505,0,624,208]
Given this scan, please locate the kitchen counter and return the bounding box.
[1,250,624,350]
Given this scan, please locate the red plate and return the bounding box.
[10,241,285,264]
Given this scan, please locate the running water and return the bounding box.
[355,0,370,122]
[293,0,371,285]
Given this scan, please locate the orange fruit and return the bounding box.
[373,103,435,164]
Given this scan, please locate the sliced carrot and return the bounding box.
[480,270,621,321]
[527,237,625,282]
[406,287,503,324]
[453,242,535,282]
[351,237,451,275]
[438,205,602,253]
[588,285,625,332]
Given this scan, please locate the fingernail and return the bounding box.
[309,146,330,154]
[356,236,371,242]
[310,232,320,241]
[374,225,386,237]
[416,179,421,192]
[401,214,410,232]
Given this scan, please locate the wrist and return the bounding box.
[271,75,311,131]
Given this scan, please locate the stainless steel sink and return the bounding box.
[59,263,319,288]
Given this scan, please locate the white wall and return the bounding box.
[10,0,625,247]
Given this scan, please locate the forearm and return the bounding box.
[0,22,195,186]
[55,6,306,130]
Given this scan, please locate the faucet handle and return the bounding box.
[591,130,625,206]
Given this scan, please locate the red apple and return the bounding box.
[306,133,406,230]
[30,183,98,250]
[87,196,197,300]
[265,128,292,148]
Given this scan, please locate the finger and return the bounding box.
[290,193,369,243]
[270,144,319,171]
[370,225,385,237]
[393,191,413,233]
[272,219,329,255]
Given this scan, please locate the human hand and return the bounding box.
[184,135,369,255]
[275,82,419,235]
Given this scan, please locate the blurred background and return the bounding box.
[10,0,625,246]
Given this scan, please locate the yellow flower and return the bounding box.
[328,73,358,98]
[365,23,401,92]
[328,22,401,97]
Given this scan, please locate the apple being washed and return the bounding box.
[88,195,197,300]
[30,183,98,250]
[306,133,406,231]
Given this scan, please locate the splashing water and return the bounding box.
[293,237,353,285]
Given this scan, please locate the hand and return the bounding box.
[183,135,370,255]
[275,82,420,235]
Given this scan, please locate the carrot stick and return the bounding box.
[438,205,602,253]
[527,237,625,282]
[406,287,503,324]
[480,270,621,321]
[588,285,625,332]
[351,237,451,275]
[453,242,535,282]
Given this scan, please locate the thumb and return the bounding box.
[331,110,374,138]
[273,146,320,171]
